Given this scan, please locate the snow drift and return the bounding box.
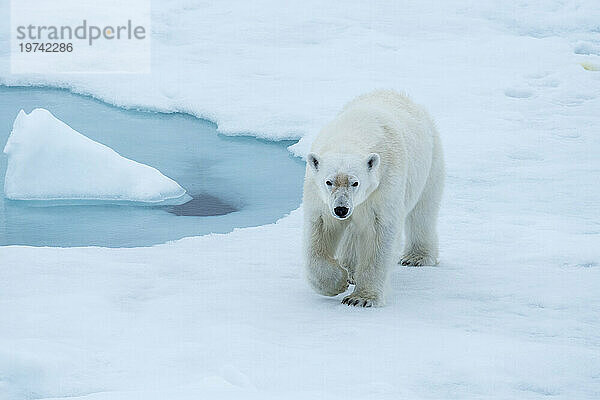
[3,108,190,204]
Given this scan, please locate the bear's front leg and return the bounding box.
[337,228,360,285]
[304,214,348,296]
[342,216,399,307]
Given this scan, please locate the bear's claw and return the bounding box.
[400,253,437,267]
[342,294,376,307]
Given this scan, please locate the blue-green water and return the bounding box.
[0,86,304,247]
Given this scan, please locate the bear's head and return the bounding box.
[306,152,380,220]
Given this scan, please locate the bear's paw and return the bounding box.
[342,292,381,308]
[400,253,437,267]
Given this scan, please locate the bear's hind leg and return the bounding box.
[401,148,443,266]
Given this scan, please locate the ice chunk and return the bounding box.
[3,108,190,205]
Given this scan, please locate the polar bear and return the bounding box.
[303,90,444,307]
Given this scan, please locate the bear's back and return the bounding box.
[312,90,434,157]
[342,90,432,128]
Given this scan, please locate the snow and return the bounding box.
[1,1,599,153]
[1,210,599,399]
[3,108,190,204]
[0,1,599,399]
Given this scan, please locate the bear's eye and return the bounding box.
[326,181,332,186]
[352,182,359,187]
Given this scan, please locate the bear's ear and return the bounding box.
[307,152,320,172]
[366,153,380,172]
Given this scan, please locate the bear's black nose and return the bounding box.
[334,207,349,218]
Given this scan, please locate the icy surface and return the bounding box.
[3,108,189,204]
[1,1,599,154]
[0,1,599,399]
[0,210,599,400]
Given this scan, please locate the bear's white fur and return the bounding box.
[303,90,444,307]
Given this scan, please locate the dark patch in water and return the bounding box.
[167,194,238,216]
